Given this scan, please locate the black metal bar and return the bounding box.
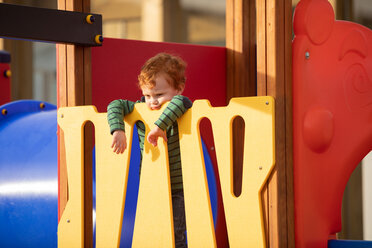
[0,50,10,63]
[0,3,103,46]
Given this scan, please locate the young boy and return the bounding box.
[107,53,192,248]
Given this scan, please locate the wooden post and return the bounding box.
[142,0,186,42]
[226,0,256,99]
[226,0,294,247]
[257,0,294,247]
[226,0,256,199]
[57,0,93,247]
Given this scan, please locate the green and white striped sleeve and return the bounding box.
[155,95,193,131]
[107,99,137,134]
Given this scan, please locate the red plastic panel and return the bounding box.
[0,63,11,106]
[91,38,226,112]
[293,0,372,247]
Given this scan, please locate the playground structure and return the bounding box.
[57,97,274,247]
[0,0,371,247]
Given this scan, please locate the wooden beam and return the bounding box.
[141,0,186,43]
[0,3,102,46]
[226,0,256,99]
[141,0,164,41]
[256,0,294,247]
[57,0,93,247]
[227,0,294,247]
[226,0,256,206]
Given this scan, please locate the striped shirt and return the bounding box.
[107,95,192,191]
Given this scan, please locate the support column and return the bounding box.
[226,0,256,199]
[141,0,186,42]
[227,0,294,247]
[226,0,256,99]
[57,0,93,247]
[7,40,33,100]
[256,0,294,247]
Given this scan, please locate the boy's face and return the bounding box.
[141,72,183,110]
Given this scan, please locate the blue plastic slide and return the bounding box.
[0,100,58,247]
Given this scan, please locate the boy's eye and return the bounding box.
[156,93,163,97]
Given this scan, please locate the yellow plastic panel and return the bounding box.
[129,104,174,248]
[58,106,131,248]
[57,96,275,248]
[57,104,175,248]
[57,107,85,248]
[179,97,275,248]
[92,108,131,248]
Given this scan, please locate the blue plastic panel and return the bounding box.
[328,239,372,248]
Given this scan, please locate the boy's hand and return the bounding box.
[111,130,127,154]
[147,126,167,147]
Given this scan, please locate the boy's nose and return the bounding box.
[151,98,159,105]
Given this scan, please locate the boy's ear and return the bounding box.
[177,84,185,94]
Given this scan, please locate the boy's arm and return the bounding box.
[107,99,137,134]
[154,95,193,130]
[147,95,192,147]
[107,99,138,154]
[111,129,127,154]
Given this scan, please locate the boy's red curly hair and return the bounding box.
[138,53,187,91]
